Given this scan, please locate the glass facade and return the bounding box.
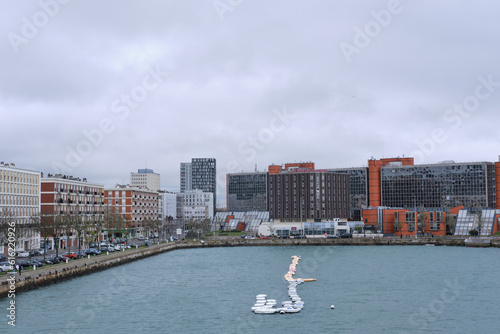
[212,211,269,233]
[328,167,368,220]
[227,172,267,211]
[190,158,216,212]
[381,162,496,209]
[454,208,497,236]
[304,222,335,235]
[179,162,192,193]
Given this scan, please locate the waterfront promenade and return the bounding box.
[1,236,498,298]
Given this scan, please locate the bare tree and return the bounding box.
[417,206,428,235]
[31,214,51,261]
[0,208,12,250]
[445,213,456,235]
[85,216,103,250]
[148,218,163,241]
[394,212,405,232]
[103,207,122,244]
[60,213,73,255]
[475,207,484,237]
[37,214,54,262]
[73,212,87,257]
[185,218,211,239]
[0,208,21,254]
[34,212,64,257]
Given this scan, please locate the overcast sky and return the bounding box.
[1,0,499,205]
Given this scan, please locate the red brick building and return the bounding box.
[40,175,104,249]
[104,185,160,238]
[362,206,464,236]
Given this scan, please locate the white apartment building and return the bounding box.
[0,162,41,252]
[183,206,209,221]
[179,189,214,220]
[130,168,161,192]
[159,191,177,220]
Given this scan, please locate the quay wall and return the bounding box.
[1,237,498,298]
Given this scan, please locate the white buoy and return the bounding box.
[280,310,285,314]
[331,305,335,309]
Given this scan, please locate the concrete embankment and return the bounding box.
[1,237,498,298]
[0,242,193,298]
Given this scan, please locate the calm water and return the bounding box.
[1,245,499,334]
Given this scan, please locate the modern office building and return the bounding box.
[267,170,350,220]
[380,161,496,209]
[190,158,216,212]
[131,168,160,192]
[212,211,270,234]
[179,162,192,193]
[453,208,499,236]
[327,167,368,220]
[0,162,41,252]
[268,162,316,175]
[224,157,500,235]
[227,172,267,212]
[367,157,415,208]
[41,174,105,249]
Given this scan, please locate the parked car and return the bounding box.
[29,250,40,256]
[30,249,46,256]
[52,255,68,263]
[294,235,307,239]
[114,244,122,250]
[62,252,77,259]
[17,251,30,258]
[84,248,101,255]
[47,254,65,264]
[47,255,59,264]
[17,260,31,269]
[259,236,271,239]
[100,245,115,252]
[138,236,145,240]
[55,255,67,263]
[0,262,13,272]
[339,233,352,238]
[240,234,249,239]
[76,251,87,257]
[29,259,44,267]
[327,235,339,239]
[0,255,6,262]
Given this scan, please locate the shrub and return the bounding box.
[469,229,479,236]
